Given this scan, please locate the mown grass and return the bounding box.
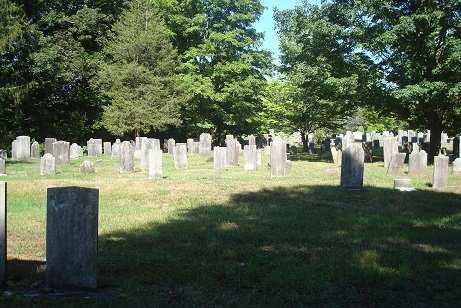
[1,146,460,306]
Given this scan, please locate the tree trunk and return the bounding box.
[301,130,309,152]
[428,111,443,164]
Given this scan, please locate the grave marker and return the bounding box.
[173,143,188,169]
[40,153,56,175]
[148,149,163,180]
[340,144,364,190]
[383,137,398,168]
[433,156,449,188]
[214,147,227,172]
[31,141,40,159]
[120,141,135,173]
[387,153,406,176]
[244,145,257,171]
[270,136,287,177]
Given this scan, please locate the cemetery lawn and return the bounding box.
[2,149,461,306]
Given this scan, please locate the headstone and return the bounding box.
[244,145,257,171]
[31,141,40,159]
[342,132,354,151]
[340,144,364,190]
[120,141,135,173]
[80,161,95,174]
[46,187,98,290]
[191,142,200,155]
[227,138,239,166]
[167,138,175,155]
[453,137,460,159]
[394,179,415,191]
[140,138,157,169]
[290,145,298,156]
[248,135,256,146]
[309,142,315,154]
[187,139,194,154]
[383,137,398,168]
[103,142,112,156]
[136,137,147,151]
[148,149,163,180]
[432,156,449,188]
[408,150,427,176]
[214,147,227,172]
[52,141,70,165]
[87,139,102,157]
[111,139,122,159]
[257,149,262,166]
[373,139,380,149]
[353,131,363,141]
[453,158,461,174]
[199,133,212,157]
[70,143,81,159]
[14,136,30,161]
[45,138,57,154]
[173,143,188,169]
[387,153,406,176]
[362,142,373,163]
[270,136,287,177]
[40,153,56,175]
[331,147,338,164]
[0,150,6,160]
[0,159,5,176]
[0,182,5,290]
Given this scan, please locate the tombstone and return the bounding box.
[0,159,5,176]
[340,144,364,190]
[0,181,5,290]
[227,138,239,166]
[383,137,398,168]
[187,139,194,154]
[80,161,95,174]
[46,186,98,290]
[191,142,200,155]
[140,138,157,169]
[408,150,427,176]
[453,137,460,159]
[309,142,315,154]
[199,133,212,157]
[383,131,390,137]
[257,149,262,166]
[0,150,6,160]
[14,136,30,161]
[173,143,188,169]
[111,139,122,159]
[248,135,256,146]
[353,131,363,141]
[342,132,354,151]
[103,142,112,156]
[373,139,380,149]
[394,179,412,189]
[214,147,227,172]
[120,141,135,173]
[52,141,70,165]
[31,141,40,159]
[87,139,102,157]
[387,153,406,176]
[135,137,147,151]
[44,138,57,155]
[148,149,163,180]
[290,145,298,156]
[244,145,257,171]
[167,138,175,155]
[331,147,338,164]
[70,143,81,160]
[452,158,461,174]
[270,136,287,177]
[362,142,373,163]
[40,153,56,175]
[432,156,449,188]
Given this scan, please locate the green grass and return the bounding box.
[1,148,461,306]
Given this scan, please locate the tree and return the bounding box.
[96,0,186,138]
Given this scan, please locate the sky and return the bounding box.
[254,0,322,64]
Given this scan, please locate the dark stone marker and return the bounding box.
[340,144,364,190]
[46,187,99,291]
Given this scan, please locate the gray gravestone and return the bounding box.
[0,159,5,176]
[40,153,56,175]
[0,150,6,160]
[341,132,354,151]
[340,144,364,190]
[80,161,95,174]
[331,147,338,164]
[87,139,102,157]
[362,141,373,163]
[408,150,427,176]
[249,135,256,146]
[0,181,5,290]
[103,142,112,156]
[227,138,239,166]
[383,137,398,168]
[15,136,30,161]
[31,141,40,159]
[244,145,257,171]
[141,138,157,169]
[148,149,163,180]
[214,147,227,172]
[173,143,188,169]
[111,139,122,159]
[433,156,449,188]
[167,138,175,155]
[70,143,81,160]
[46,187,98,290]
[387,153,406,176]
[191,142,200,155]
[270,136,287,177]
[187,139,194,154]
[52,141,70,165]
[453,158,461,174]
[199,133,212,157]
[120,141,135,173]
[45,138,57,154]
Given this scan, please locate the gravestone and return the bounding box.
[270,136,287,177]
[453,158,461,174]
[248,135,256,146]
[341,132,354,151]
[362,141,373,163]
[40,153,56,175]
[46,187,98,290]
[0,181,5,290]
[0,159,5,176]
[111,139,122,159]
[331,147,338,164]
[87,139,102,157]
[135,137,146,151]
[0,150,6,160]
[244,145,257,171]
[120,141,135,173]
[80,161,95,174]
[408,150,427,176]
[191,142,200,155]
[45,138,57,154]
[187,139,194,154]
[227,138,239,166]
[257,149,262,166]
[432,156,449,188]
[387,153,406,176]
[141,138,157,169]
[290,145,298,156]
[309,142,315,154]
[214,147,227,172]
[199,133,212,157]
[31,141,40,159]
[15,136,30,161]
[148,149,163,180]
[52,141,70,165]
[167,139,175,155]
[70,143,81,160]
[340,144,364,190]
[103,142,112,156]
[373,139,380,149]
[383,137,398,168]
[173,143,188,169]
[453,137,459,159]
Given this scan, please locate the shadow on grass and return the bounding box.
[94,185,461,306]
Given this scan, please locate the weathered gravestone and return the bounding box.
[141,138,158,169]
[167,139,175,155]
[14,136,30,161]
[80,161,95,174]
[244,145,257,171]
[120,141,135,173]
[0,181,6,290]
[342,132,354,151]
[87,139,103,157]
[31,141,40,159]
[0,159,5,176]
[226,137,239,166]
[214,147,227,172]
[103,142,111,156]
[248,135,256,146]
[408,150,427,176]
[432,155,449,188]
[191,142,200,155]
[173,144,188,169]
[111,139,122,159]
[383,137,399,168]
[199,133,212,157]
[52,141,70,165]
[340,144,364,190]
[187,139,194,154]
[46,187,98,290]
[453,158,461,174]
[362,141,373,163]
[331,147,339,164]
[70,143,81,160]
[45,138,57,154]
[148,149,163,180]
[270,136,287,177]
[387,153,406,176]
[0,150,6,160]
[40,153,56,175]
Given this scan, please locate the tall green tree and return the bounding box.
[96,0,186,138]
